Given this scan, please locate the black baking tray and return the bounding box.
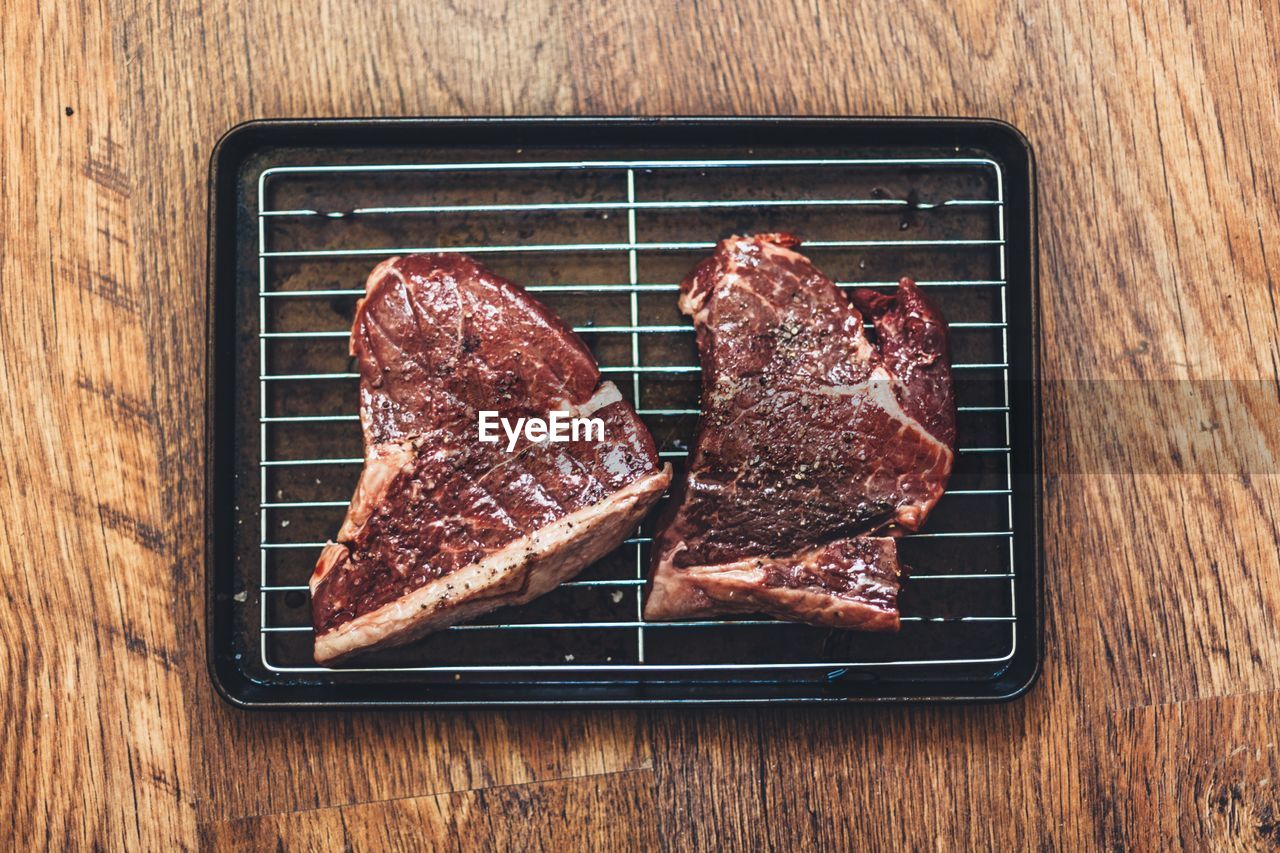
[206,117,1041,708]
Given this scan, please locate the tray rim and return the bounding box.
[205,115,1043,709]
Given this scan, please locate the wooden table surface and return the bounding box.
[4,0,1280,848]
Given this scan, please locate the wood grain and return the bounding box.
[200,770,660,851]
[1094,690,1280,846]
[3,0,1279,847]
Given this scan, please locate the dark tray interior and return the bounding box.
[207,118,1041,706]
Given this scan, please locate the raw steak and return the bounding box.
[645,234,955,630]
[311,254,671,664]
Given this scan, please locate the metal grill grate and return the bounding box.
[251,155,1019,678]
